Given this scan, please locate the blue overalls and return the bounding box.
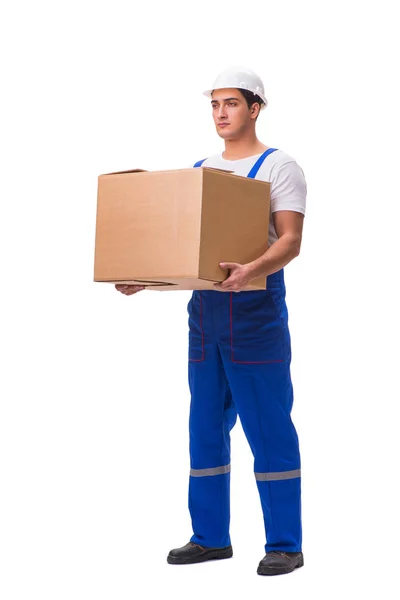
[187,149,302,553]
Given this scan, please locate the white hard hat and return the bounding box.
[203,66,268,109]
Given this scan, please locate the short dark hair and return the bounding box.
[237,88,264,114]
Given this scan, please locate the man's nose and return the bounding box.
[218,105,227,118]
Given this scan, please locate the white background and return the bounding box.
[1,1,399,598]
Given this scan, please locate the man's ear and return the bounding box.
[250,103,260,119]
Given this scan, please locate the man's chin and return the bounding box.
[216,129,236,140]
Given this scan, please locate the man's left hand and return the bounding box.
[214,262,253,292]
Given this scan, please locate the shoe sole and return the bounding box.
[257,555,304,576]
[167,548,233,565]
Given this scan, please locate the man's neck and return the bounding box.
[222,136,268,161]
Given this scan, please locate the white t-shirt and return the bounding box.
[195,149,307,246]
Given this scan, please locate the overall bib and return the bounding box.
[188,149,302,553]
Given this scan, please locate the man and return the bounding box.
[116,66,307,576]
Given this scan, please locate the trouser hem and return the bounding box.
[191,534,232,548]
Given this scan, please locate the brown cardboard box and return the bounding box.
[94,167,270,291]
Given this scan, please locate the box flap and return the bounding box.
[101,169,148,176]
[99,278,177,287]
[201,167,234,174]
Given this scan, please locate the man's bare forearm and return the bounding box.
[245,234,301,280]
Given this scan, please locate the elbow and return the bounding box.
[292,237,302,258]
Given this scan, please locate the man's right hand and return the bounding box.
[115,284,146,296]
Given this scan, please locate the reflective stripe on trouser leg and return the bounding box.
[188,337,237,549]
[191,464,231,477]
[255,469,301,481]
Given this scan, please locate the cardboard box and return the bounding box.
[94,167,270,291]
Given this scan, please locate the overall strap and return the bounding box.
[247,148,278,179]
[193,158,207,167]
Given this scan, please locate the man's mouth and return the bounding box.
[218,123,230,128]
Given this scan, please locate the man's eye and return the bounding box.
[228,103,237,107]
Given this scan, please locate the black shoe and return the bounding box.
[257,551,304,576]
[167,541,233,565]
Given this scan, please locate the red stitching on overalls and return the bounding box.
[189,293,205,362]
[230,292,284,364]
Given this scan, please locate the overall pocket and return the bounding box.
[230,289,289,364]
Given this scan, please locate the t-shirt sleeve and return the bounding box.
[270,160,307,215]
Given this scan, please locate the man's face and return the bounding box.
[211,88,257,139]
